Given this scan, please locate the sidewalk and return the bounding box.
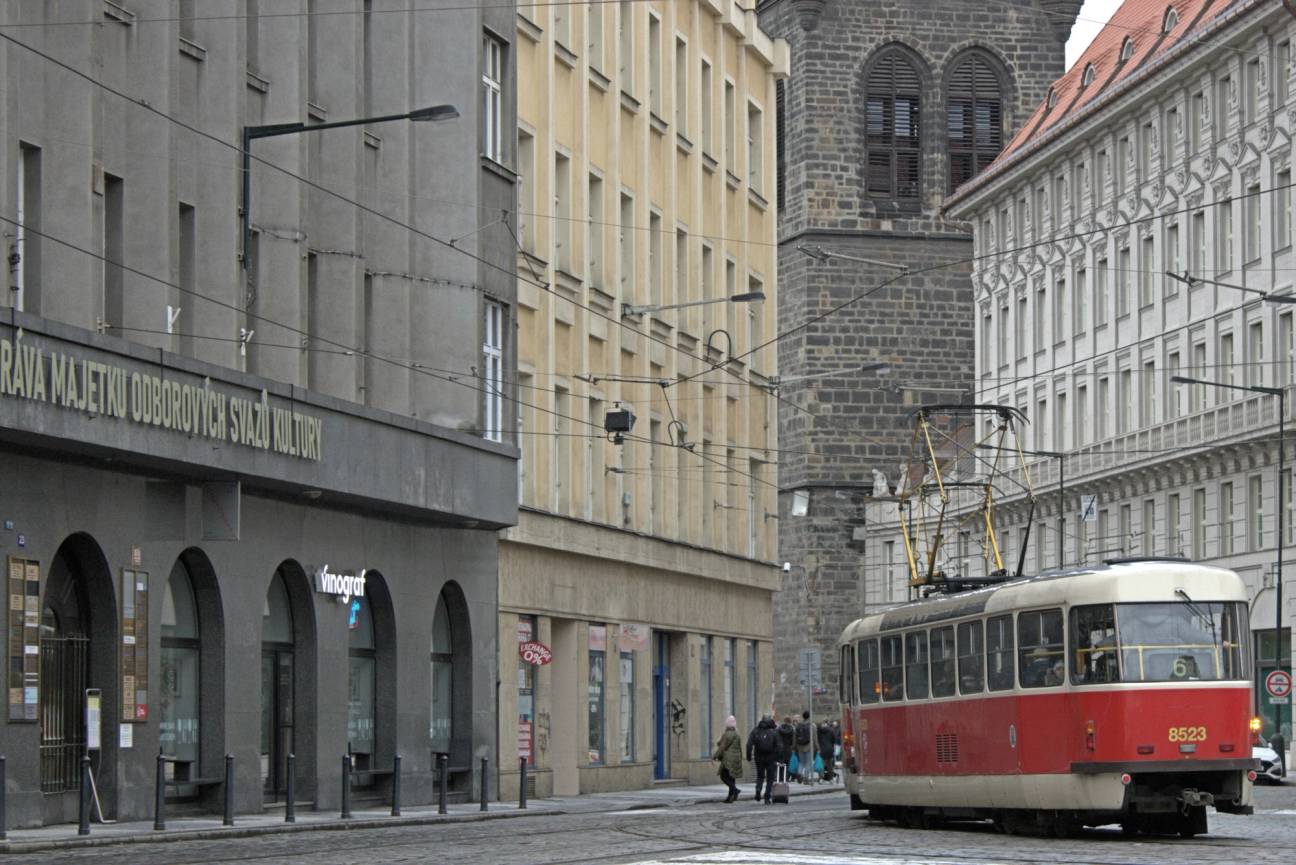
[0,777,844,854]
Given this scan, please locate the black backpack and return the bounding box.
[795,722,812,745]
[753,726,777,756]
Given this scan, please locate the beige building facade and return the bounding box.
[501,0,788,796]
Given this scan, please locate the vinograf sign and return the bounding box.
[0,331,323,461]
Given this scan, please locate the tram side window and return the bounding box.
[1019,608,1065,688]
[930,626,956,697]
[858,639,880,704]
[1071,604,1120,684]
[986,614,1014,691]
[839,644,857,704]
[957,620,984,693]
[880,635,904,701]
[905,631,930,700]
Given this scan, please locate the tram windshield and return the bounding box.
[1071,602,1250,684]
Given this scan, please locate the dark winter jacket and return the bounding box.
[776,721,796,763]
[745,717,778,762]
[817,721,835,757]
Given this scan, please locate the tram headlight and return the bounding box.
[1250,716,1263,733]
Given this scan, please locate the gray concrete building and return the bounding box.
[0,0,516,828]
[754,0,1080,714]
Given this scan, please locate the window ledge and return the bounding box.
[676,132,694,155]
[555,41,578,69]
[649,112,669,135]
[589,66,611,92]
[620,89,641,114]
[517,13,543,43]
[725,170,741,190]
[307,101,328,122]
[364,131,381,150]
[179,36,207,62]
[246,70,270,94]
[480,155,518,183]
[748,188,768,211]
[103,0,135,23]
[702,152,718,174]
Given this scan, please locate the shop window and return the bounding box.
[348,595,376,774]
[588,625,606,763]
[518,616,538,766]
[161,560,200,799]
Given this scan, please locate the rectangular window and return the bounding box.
[1164,223,1179,296]
[1138,234,1154,308]
[1250,474,1265,551]
[1055,392,1068,452]
[1219,332,1236,396]
[1277,169,1292,251]
[1192,487,1207,560]
[981,309,992,370]
[102,173,125,334]
[1018,608,1065,688]
[1143,498,1156,556]
[553,0,570,49]
[930,627,956,698]
[1053,277,1067,343]
[1033,283,1046,348]
[904,631,929,700]
[1164,106,1179,165]
[1117,368,1132,434]
[1074,267,1087,333]
[1119,503,1132,556]
[1220,481,1235,556]
[724,81,736,171]
[700,61,713,155]
[517,132,536,252]
[482,35,504,163]
[1192,210,1206,275]
[1070,605,1118,684]
[648,211,662,306]
[1117,135,1129,195]
[1117,246,1130,315]
[1216,74,1231,138]
[1139,121,1153,178]
[14,143,41,314]
[1190,91,1203,153]
[1095,258,1109,326]
[588,1,603,72]
[699,636,712,757]
[986,615,1015,691]
[724,639,735,721]
[1167,493,1181,556]
[619,194,635,300]
[618,0,633,92]
[747,103,764,192]
[1075,384,1088,446]
[1096,376,1109,440]
[554,153,571,271]
[648,14,661,116]
[1191,341,1208,411]
[588,626,606,764]
[619,651,634,761]
[1015,295,1027,358]
[1283,314,1295,387]
[1279,41,1292,108]
[747,641,758,728]
[1246,183,1262,262]
[858,639,880,704]
[880,635,903,701]
[553,387,569,512]
[675,228,689,309]
[1168,351,1182,418]
[177,203,195,357]
[1218,200,1233,273]
[675,37,687,134]
[1249,321,1264,387]
[1140,360,1156,427]
[956,621,984,694]
[1245,59,1260,125]
[1096,149,1108,206]
[588,174,604,287]
[482,305,505,441]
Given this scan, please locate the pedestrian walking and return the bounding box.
[776,715,796,768]
[714,715,744,803]
[816,718,836,782]
[745,712,779,803]
[794,710,815,784]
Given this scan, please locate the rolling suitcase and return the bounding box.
[770,762,790,804]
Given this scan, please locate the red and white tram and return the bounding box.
[837,559,1257,836]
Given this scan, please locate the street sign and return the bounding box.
[1080,495,1098,523]
[1266,669,1292,704]
[799,647,822,688]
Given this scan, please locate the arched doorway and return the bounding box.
[430,582,472,786]
[260,562,316,800]
[346,571,395,781]
[159,549,224,801]
[39,533,116,819]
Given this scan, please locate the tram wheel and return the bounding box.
[849,793,866,811]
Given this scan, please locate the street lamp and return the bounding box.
[241,105,460,268]
[1173,374,1287,747]
[621,291,765,318]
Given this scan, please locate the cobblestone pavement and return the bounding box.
[13,784,1296,864]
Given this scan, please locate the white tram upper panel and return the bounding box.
[840,560,1248,645]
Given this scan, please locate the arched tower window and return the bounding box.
[947,52,1004,192]
[1081,64,1097,88]
[865,52,922,200]
[1162,6,1178,33]
[1120,37,1135,63]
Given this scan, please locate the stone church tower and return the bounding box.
[755,0,1081,714]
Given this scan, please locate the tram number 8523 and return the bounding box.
[1167,726,1207,742]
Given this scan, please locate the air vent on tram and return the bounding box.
[935,733,960,764]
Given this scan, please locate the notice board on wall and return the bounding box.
[121,568,149,722]
[8,556,40,722]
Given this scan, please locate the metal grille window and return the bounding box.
[865,53,921,200]
[482,35,504,163]
[946,55,1001,191]
[483,301,504,442]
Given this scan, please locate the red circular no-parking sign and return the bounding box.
[1266,669,1292,700]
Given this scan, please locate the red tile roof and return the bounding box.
[947,0,1250,207]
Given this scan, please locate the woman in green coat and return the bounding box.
[713,715,743,803]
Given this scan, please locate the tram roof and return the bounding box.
[840,559,1247,643]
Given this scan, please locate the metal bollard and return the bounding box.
[340,753,352,819]
[78,755,91,836]
[518,756,527,810]
[479,757,488,812]
[437,753,448,815]
[154,750,167,831]
[223,754,235,826]
[1,755,7,841]
[285,753,296,823]
[391,754,402,817]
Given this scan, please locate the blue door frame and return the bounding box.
[653,634,670,779]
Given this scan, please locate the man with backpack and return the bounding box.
[817,719,836,781]
[794,710,815,784]
[745,713,779,803]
